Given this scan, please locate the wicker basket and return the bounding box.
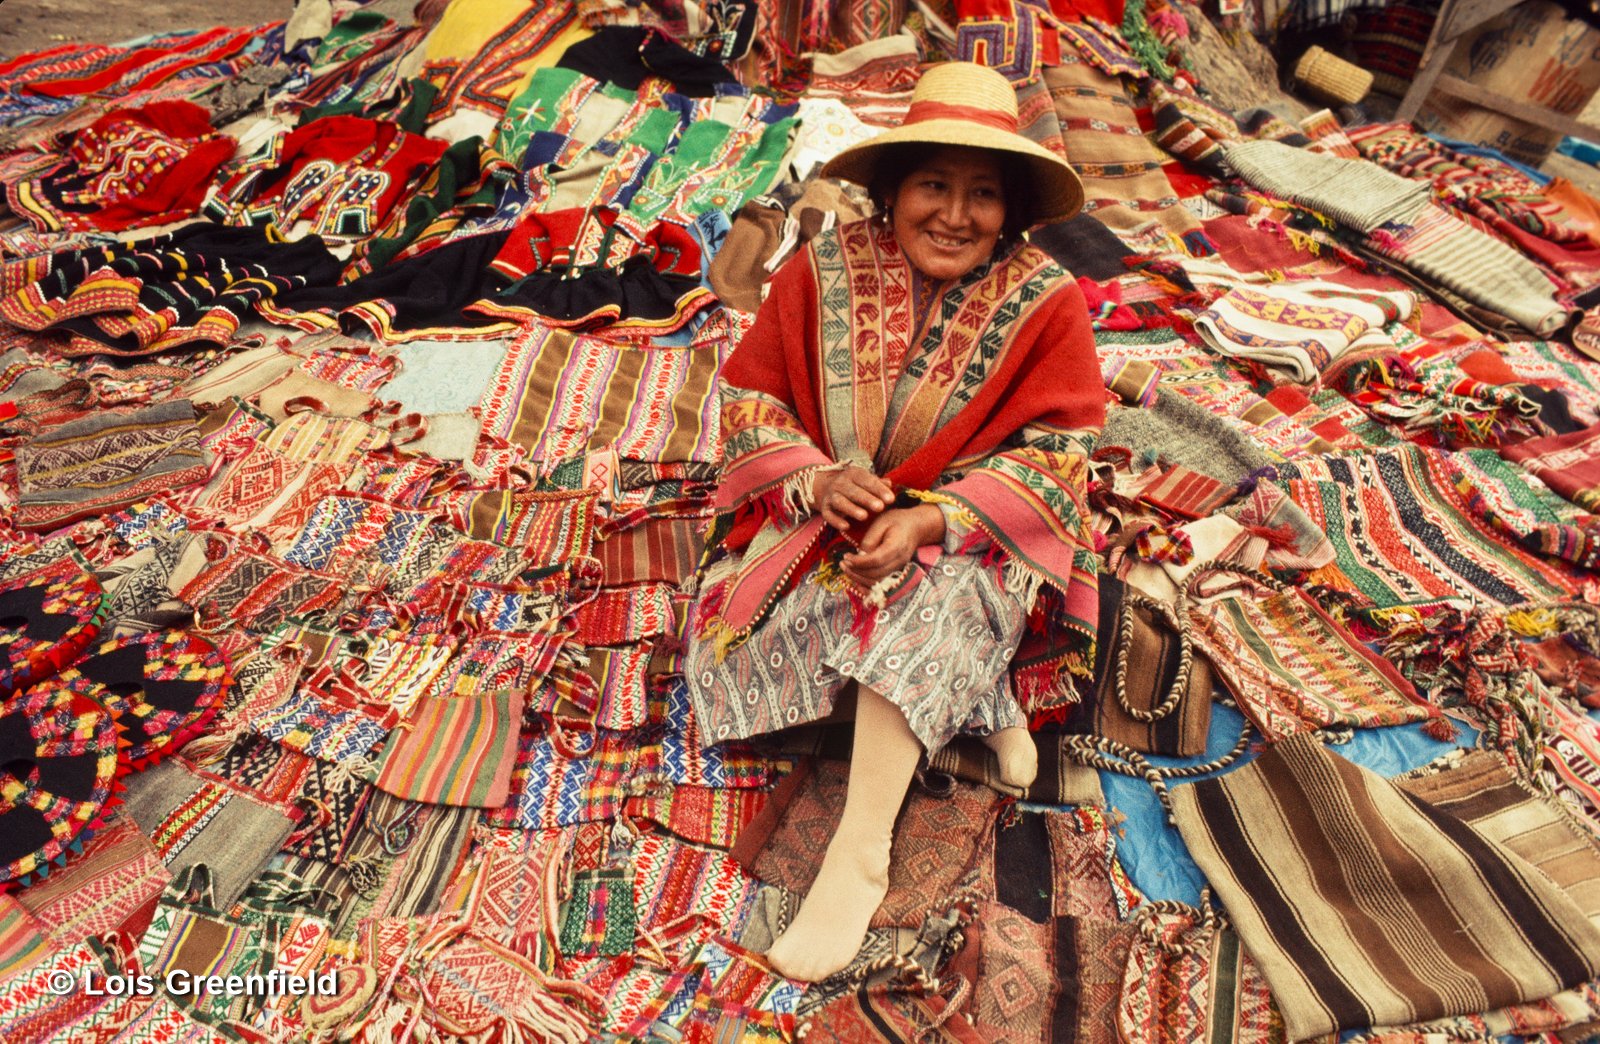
[1294,46,1375,106]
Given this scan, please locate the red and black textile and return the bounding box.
[0,682,121,886]
[260,229,513,342]
[556,26,742,96]
[0,25,267,129]
[482,207,703,284]
[1350,0,1439,97]
[0,223,341,357]
[202,114,448,243]
[2,100,236,234]
[50,631,231,771]
[22,25,265,100]
[467,253,715,335]
[0,558,106,699]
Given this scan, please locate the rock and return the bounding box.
[1176,2,1314,120]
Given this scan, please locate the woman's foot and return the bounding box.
[764,833,891,982]
[983,726,1038,789]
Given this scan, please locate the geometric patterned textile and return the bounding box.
[1276,444,1593,609]
[243,684,392,766]
[10,1,1600,1040]
[119,758,296,908]
[631,832,756,953]
[433,485,599,562]
[2,100,235,234]
[1045,55,1201,246]
[0,680,120,885]
[50,630,232,770]
[177,548,345,632]
[1116,912,1288,1044]
[477,319,727,466]
[484,726,640,830]
[417,0,586,120]
[0,225,340,358]
[1185,573,1440,741]
[14,398,208,531]
[0,555,105,698]
[742,760,1000,929]
[204,733,371,864]
[14,813,171,947]
[623,783,771,850]
[0,937,231,1044]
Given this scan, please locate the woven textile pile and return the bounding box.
[4,0,1600,1040]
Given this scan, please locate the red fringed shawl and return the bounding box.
[699,220,1106,714]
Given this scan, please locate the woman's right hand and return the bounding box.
[812,465,894,531]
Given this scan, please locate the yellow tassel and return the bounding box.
[813,558,851,593]
[907,487,978,530]
[706,621,742,664]
[1504,608,1560,638]
[1285,228,1321,256]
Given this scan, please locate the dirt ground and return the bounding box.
[0,0,293,61]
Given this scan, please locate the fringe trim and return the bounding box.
[908,488,1049,615]
[780,462,844,518]
[999,556,1046,614]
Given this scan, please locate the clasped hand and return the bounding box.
[811,465,945,586]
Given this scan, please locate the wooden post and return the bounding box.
[1393,0,1600,142]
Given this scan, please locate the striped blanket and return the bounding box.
[1276,444,1591,609]
[1364,202,1570,337]
[1173,734,1600,1039]
[372,690,525,808]
[477,319,727,467]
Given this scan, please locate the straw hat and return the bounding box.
[819,62,1085,224]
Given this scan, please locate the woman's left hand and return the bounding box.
[841,505,946,585]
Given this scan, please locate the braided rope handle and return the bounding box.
[840,950,941,995]
[1185,563,1290,602]
[1131,888,1221,956]
[1059,724,1253,822]
[1113,590,1192,722]
[1061,735,1177,818]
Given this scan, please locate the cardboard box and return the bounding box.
[1429,0,1600,165]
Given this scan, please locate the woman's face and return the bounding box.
[885,146,1006,281]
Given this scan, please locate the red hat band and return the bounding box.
[902,99,1019,134]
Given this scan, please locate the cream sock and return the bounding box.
[982,725,1038,789]
[765,686,922,982]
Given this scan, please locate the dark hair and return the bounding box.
[865,142,1039,241]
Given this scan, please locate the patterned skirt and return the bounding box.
[686,552,1028,753]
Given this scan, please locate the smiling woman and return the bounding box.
[880,147,1007,281]
[685,62,1106,984]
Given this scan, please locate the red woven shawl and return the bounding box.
[701,220,1105,712]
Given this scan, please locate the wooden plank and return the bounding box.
[1396,37,1458,123]
[1440,0,1521,40]
[1432,73,1600,140]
